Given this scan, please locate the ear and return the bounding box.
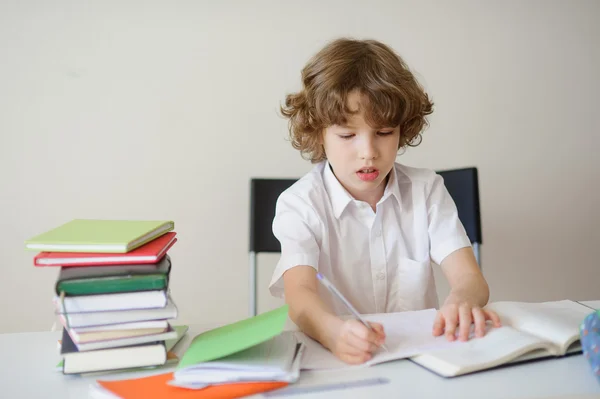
[317,128,325,145]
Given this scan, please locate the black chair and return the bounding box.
[248,179,297,317]
[248,167,482,316]
[435,167,482,267]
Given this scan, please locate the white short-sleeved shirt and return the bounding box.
[268,160,472,315]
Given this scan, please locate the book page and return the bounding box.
[485,300,591,352]
[296,308,471,370]
[172,333,303,386]
[411,326,553,377]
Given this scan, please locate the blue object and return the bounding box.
[581,310,600,383]
[264,377,390,397]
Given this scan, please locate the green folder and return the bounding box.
[177,305,289,369]
[25,219,174,253]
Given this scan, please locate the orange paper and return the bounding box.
[97,372,289,399]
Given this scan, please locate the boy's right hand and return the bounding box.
[326,319,386,364]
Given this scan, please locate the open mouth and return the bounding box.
[357,167,380,182]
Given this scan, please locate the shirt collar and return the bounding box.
[382,163,403,210]
[323,161,402,219]
[323,161,353,219]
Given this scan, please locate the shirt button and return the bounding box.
[375,229,382,237]
[376,272,385,280]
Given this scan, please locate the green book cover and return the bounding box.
[57,275,167,296]
[55,255,171,296]
[25,219,174,253]
[177,305,289,369]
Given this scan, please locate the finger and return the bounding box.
[444,307,458,341]
[458,304,472,341]
[484,309,502,327]
[368,322,385,337]
[472,307,486,337]
[368,322,386,344]
[432,311,445,336]
[337,338,372,357]
[348,320,381,347]
[346,329,379,353]
[337,350,372,365]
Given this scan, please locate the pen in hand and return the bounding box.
[316,272,389,352]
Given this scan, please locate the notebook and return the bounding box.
[171,305,299,387]
[172,333,304,388]
[177,305,290,368]
[410,299,591,377]
[55,255,171,296]
[35,232,177,266]
[25,219,174,253]
[298,308,481,370]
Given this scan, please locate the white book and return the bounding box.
[410,300,592,377]
[71,320,168,334]
[70,326,168,344]
[54,290,167,313]
[63,343,167,375]
[61,329,168,375]
[73,325,178,351]
[59,297,177,328]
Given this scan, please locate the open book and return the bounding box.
[296,308,462,370]
[410,299,592,377]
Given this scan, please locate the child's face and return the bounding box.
[322,91,400,204]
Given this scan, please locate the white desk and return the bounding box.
[1,301,599,399]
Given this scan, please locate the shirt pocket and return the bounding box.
[388,257,435,311]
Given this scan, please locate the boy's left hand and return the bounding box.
[433,301,502,341]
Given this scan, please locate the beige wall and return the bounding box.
[0,0,598,333]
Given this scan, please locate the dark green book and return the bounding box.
[55,255,171,296]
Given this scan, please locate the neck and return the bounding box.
[353,172,390,211]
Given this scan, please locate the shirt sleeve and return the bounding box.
[427,172,473,265]
[268,192,322,298]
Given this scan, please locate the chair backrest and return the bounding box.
[435,167,482,245]
[249,167,482,253]
[249,178,297,253]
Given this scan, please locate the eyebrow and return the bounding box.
[338,124,396,130]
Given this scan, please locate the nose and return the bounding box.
[359,136,378,160]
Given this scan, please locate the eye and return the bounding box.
[377,130,394,136]
[338,134,354,140]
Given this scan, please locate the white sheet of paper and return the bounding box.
[296,308,471,370]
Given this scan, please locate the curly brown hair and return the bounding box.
[281,38,434,163]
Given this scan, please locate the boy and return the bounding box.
[269,38,501,365]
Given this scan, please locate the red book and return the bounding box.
[34,232,177,267]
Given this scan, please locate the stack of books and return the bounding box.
[25,219,185,375]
